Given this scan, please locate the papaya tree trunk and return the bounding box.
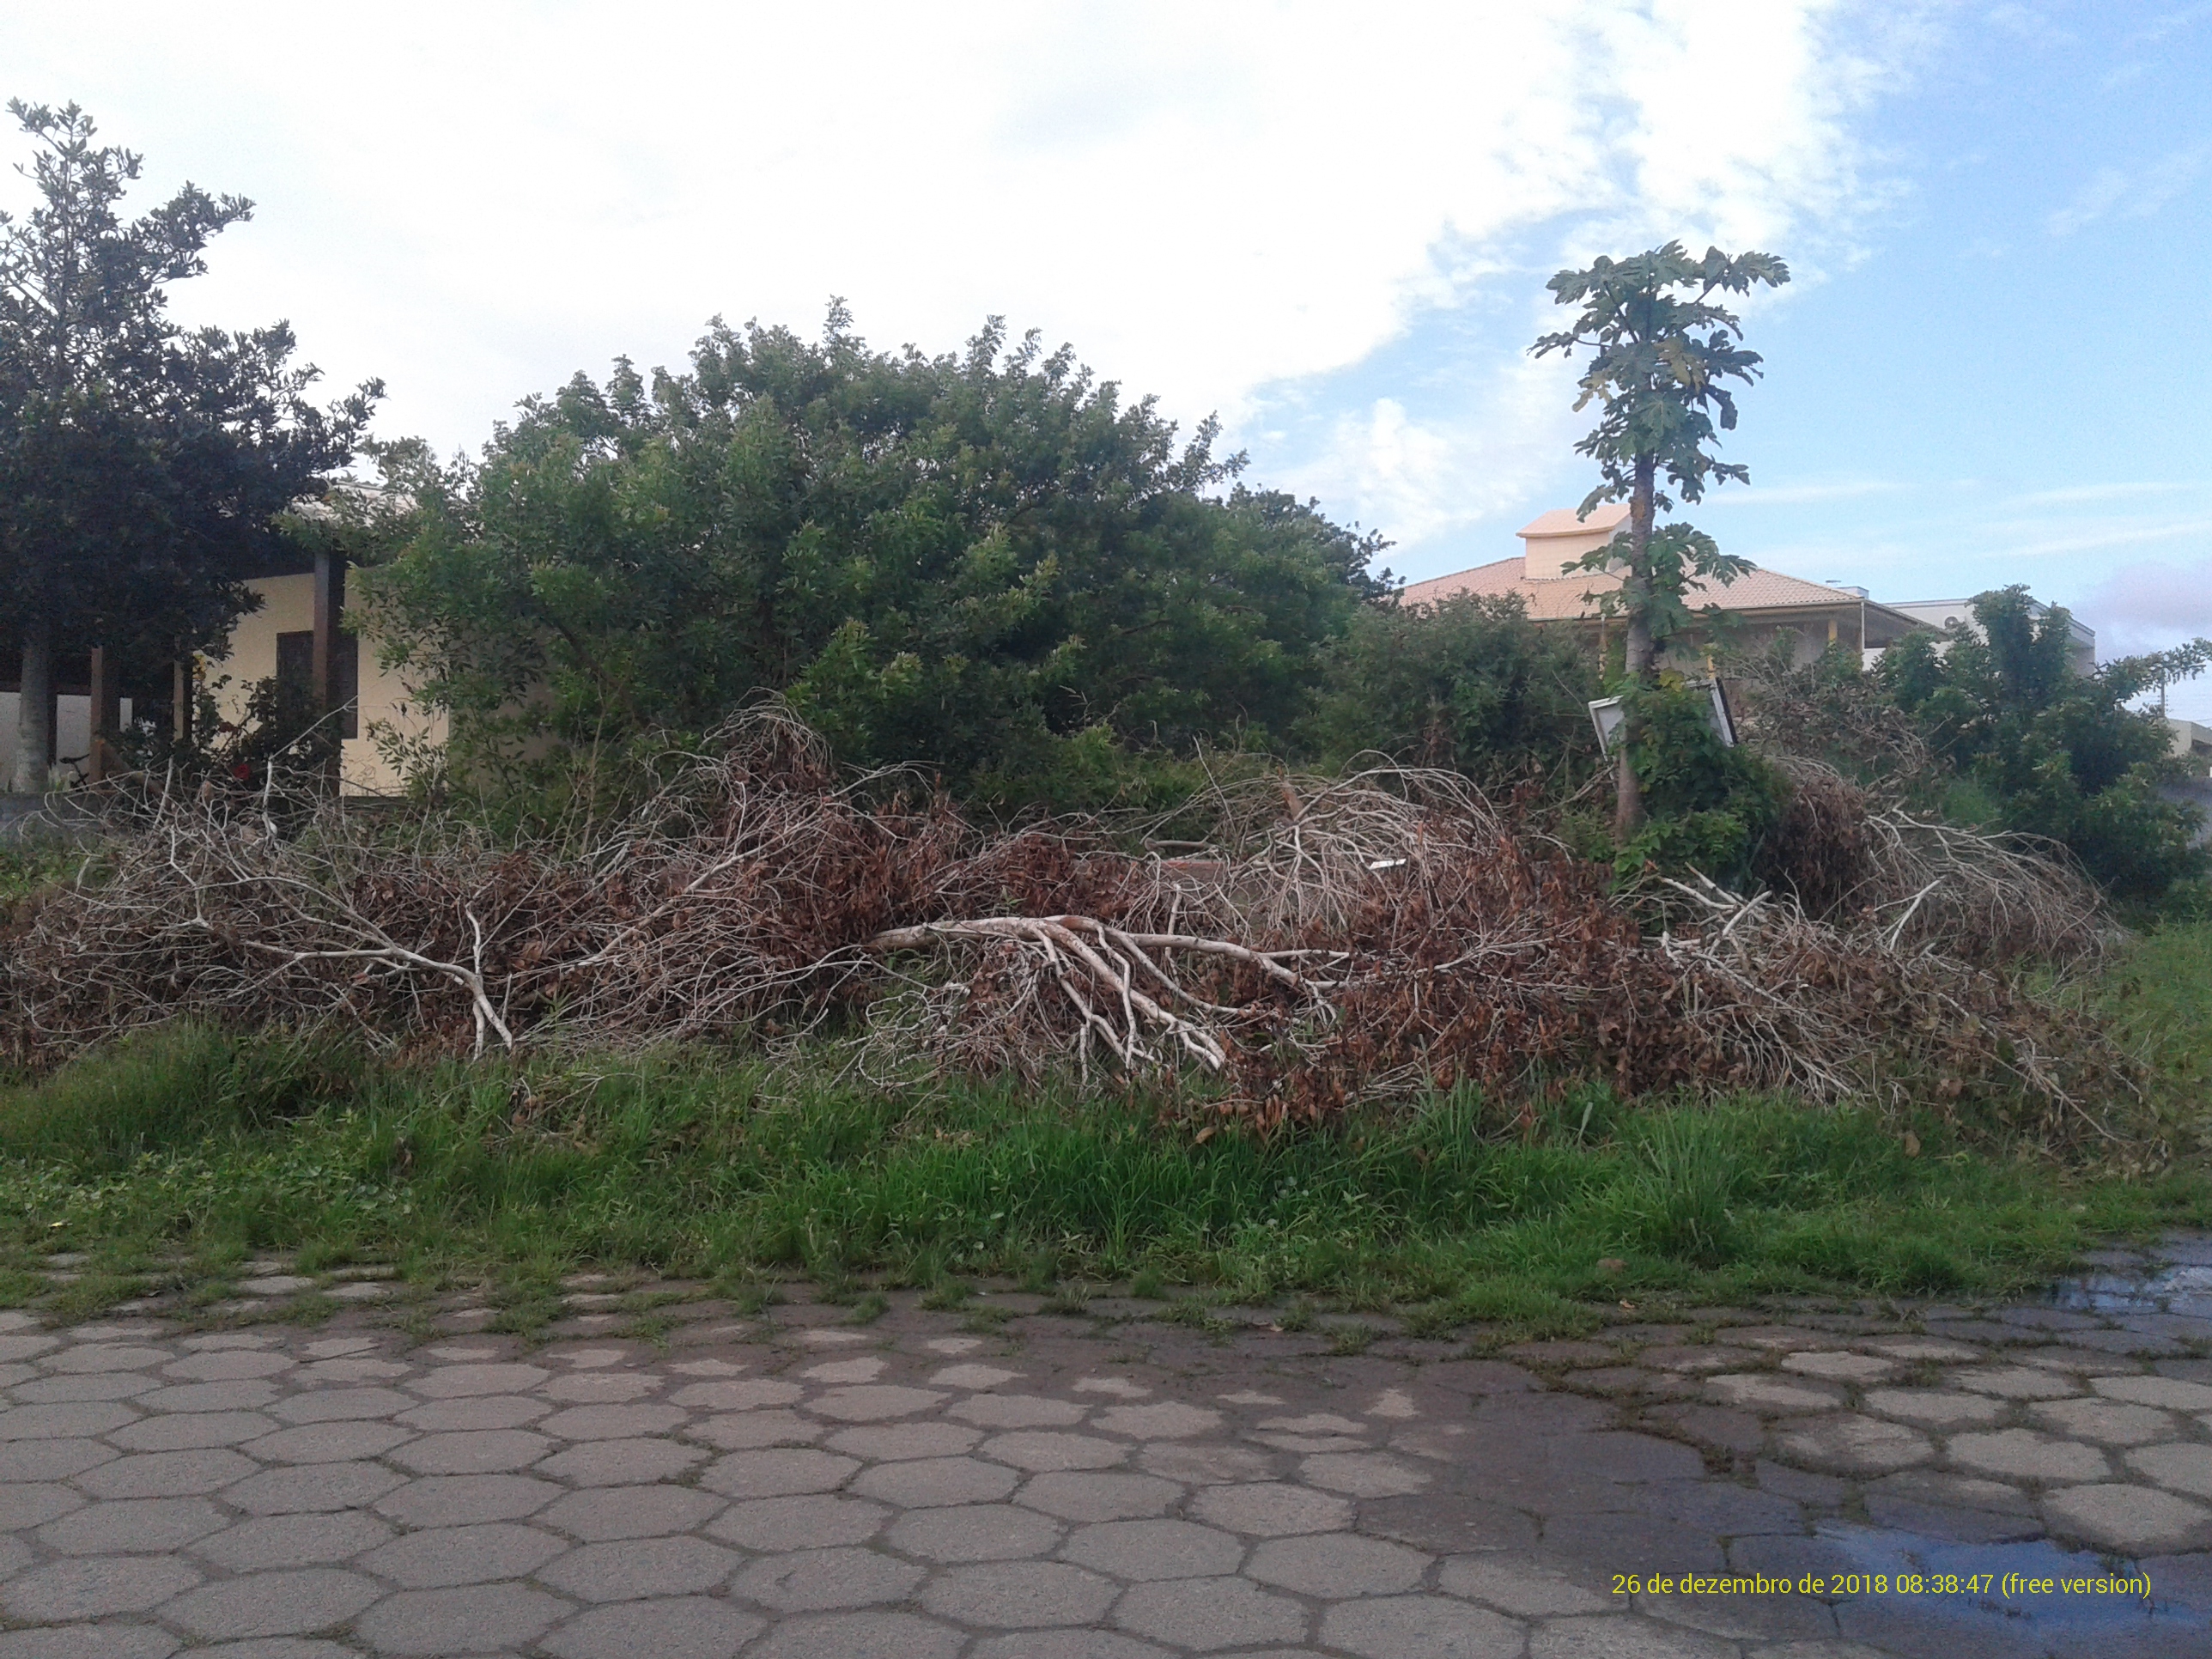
[1613,459,1656,842]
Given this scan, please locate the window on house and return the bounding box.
[274,630,360,739]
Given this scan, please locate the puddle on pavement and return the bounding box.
[2041,1233,2212,1317]
[1821,1522,2203,1638]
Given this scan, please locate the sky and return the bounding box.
[5,0,2211,715]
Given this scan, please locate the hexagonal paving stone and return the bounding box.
[1115,1575,1309,1650]
[0,1626,180,1659]
[2042,1481,2212,1553]
[745,1610,964,1659]
[1299,1451,1429,1497]
[1064,1517,1247,1579]
[669,1377,803,1410]
[2124,1441,2212,1498]
[733,1545,927,1611]
[1190,1480,1353,1536]
[539,1535,742,1601]
[1437,1554,1610,1616]
[543,1370,664,1402]
[980,1431,1128,1473]
[224,1460,404,1514]
[1141,1450,1265,1486]
[37,1496,228,1554]
[539,1402,690,1439]
[2,1554,204,1620]
[0,1401,139,1439]
[542,1595,767,1659]
[886,1502,1062,1562]
[354,1582,573,1656]
[396,1395,550,1431]
[710,1493,891,1551]
[921,1560,1119,1626]
[373,1472,563,1526]
[1018,1471,1184,1521]
[1703,1375,1842,1414]
[1952,1366,2081,1401]
[133,1379,283,1413]
[242,1420,415,1463]
[108,1410,277,1451]
[951,1394,1089,1429]
[13,1373,158,1404]
[1948,1428,2112,1483]
[1528,1614,1731,1657]
[404,1361,550,1398]
[1320,1595,1525,1658]
[266,1386,414,1424]
[0,1482,83,1530]
[161,1568,382,1641]
[539,1435,709,1485]
[1246,1531,1431,1596]
[2096,1374,2212,1412]
[42,1346,173,1376]
[386,1428,552,1474]
[190,1510,393,1570]
[689,1409,825,1450]
[75,1447,258,1498]
[1093,1401,1223,1438]
[0,1438,115,1482]
[1778,1352,1896,1383]
[544,1483,724,1539]
[931,1364,1023,1389]
[1774,1415,1934,1476]
[825,1421,981,1461]
[161,1350,294,1382]
[2031,1396,2180,1446]
[702,1446,860,1498]
[1861,1389,2008,1431]
[969,1638,1170,1659]
[852,1454,1018,1507]
[360,1520,570,1587]
[805,1385,949,1422]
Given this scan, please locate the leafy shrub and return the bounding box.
[1304,592,1601,787]
[1879,587,2209,903]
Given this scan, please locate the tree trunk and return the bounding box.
[1613,459,1656,842]
[12,620,52,795]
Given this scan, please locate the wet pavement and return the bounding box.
[5,1241,2212,1657]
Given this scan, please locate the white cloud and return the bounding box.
[0,0,1905,555]
[2048,142,2212,235]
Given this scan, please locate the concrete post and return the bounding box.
[10,623,52,794]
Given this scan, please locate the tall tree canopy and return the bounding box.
[1881,587,2211,901]
[367,309,1389,811]
[1532,240,1788,837]
[0,100,375,792]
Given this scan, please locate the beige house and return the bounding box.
[0,550,440,798]
[1400,505,1928,666]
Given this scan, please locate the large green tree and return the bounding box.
[0,100,374,793]
[367,309,1387,811]
[1532,240,1789,838]
[1881,586,2211,901]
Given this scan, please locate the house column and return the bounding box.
[10,623,52,794]
[313,547,343,784]
[173,654,192,746]
[87,645,117,782]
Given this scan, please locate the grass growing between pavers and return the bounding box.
[5,921,2211,1338]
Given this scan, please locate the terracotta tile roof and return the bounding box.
[1401,557,1909,626]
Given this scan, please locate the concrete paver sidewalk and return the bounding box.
[3,1255,2212,1658]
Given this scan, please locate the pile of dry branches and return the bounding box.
[0,708,2135,1142]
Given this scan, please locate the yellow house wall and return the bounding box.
[204,574,447,797]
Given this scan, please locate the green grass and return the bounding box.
[7,918,2212,1337]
